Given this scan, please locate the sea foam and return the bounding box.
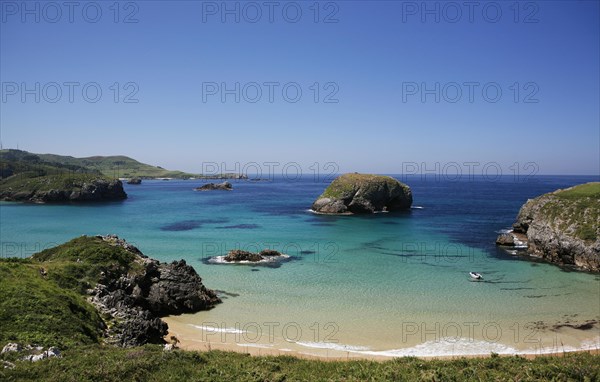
[189,324,246,334]
[296,341,370,352]
[206,254,290,265]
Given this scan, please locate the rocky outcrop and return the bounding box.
[89,235,221,347]
[127,177,142,185]
[312,173,412,214]
[22,347,61,362]
[495,231,528,248]
[0,178,127,203]
[496,183,599,272]
[224,250,264,262]
[205,249,289,266]
[1,344,61,363]
[1,343,22,353]
[223,249,283,262]
[194,181,232,191]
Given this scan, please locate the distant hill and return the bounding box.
[35,153,198,179]
[0,149,242,179]
[0,149,96,179]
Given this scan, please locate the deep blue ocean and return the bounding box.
[2,175,599,357]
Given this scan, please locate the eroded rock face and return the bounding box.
[0,179,127,203]
[89,235,221,347]
[127,178,142,185]
[312,173,412,214]
[496,183,600,272]
[495,233,515,246]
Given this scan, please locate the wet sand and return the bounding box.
[164,316,600,361]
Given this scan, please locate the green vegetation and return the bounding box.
[540,183,599,242]
[0,172,110,195]
[0,150,122,199]
[319,173,406,199]
[0,259,104,349]
[31,236,144,293]
[36,152,198,179]
[555,182,600,199]
[0,236,143,348]
[2,346,599,382]
[0,150,97,179]
[0,149,198,179]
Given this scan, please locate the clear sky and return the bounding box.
[1,0,599,175]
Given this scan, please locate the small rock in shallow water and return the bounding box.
[495,233,515,246]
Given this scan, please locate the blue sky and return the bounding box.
[1,1,599,175]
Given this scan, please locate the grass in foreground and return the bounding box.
[1,346,599,382]
[0,237,143,349]
[0,258,104,349]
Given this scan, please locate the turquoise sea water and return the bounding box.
[1,175,599,357]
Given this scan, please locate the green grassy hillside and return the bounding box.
[539,182,600,242]
[0,258,105,349]
[0,150,97,178]
[0,149,198,179]
[1,172,108,194]
[37,153,199,178]
[0,236,146,348]
[0,150,128,202]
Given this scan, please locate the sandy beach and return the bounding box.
[164,316,600,362]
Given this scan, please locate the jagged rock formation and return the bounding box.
[312,173,412,214]
[127,177,142,185]
[496,183,600,272]
[88,235,221,346]
[194,181,232,191]
[223,249,283,262]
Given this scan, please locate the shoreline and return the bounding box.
[164,320,600,362]
[165,329,600,362]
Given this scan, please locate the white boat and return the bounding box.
[469,272,483,280]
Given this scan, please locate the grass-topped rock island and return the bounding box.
[311,173,413,214]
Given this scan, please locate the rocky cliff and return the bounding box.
[312,173,412,214]
[0,175,127,203]
[496,183,600,272]
[32,235,221,347]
